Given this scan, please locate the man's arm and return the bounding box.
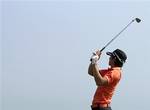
[88,50,108,86]
[92,64,108,86]
[88,63,94,76]
[88,50,100,76]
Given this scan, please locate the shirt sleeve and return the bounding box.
[104,71,114,84]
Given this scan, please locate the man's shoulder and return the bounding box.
[111,68,122,80]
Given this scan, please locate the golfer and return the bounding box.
[88,49,127,110]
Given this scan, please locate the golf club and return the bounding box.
[100,18,141,52]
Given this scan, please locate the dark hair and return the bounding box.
[114,58,124,67]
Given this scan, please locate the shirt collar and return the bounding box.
[108,67,122,70]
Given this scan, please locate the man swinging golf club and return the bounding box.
[88,18,141,110]
[88,49,127,110]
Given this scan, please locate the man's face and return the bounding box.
[109,55,115,66]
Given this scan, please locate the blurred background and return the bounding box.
[1,0,150,110]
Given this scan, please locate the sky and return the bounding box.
[1,0,150,110]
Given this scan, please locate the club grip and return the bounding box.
[100,47,105,52]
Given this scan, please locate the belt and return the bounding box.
[91,103,111,108]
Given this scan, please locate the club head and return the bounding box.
[135,18,141,23]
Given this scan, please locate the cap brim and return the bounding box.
[106,52,113,56]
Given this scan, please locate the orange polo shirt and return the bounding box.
[92,67,121,105]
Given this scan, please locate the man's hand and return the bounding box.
[95,50,102,60]
[91,55,98,64]
[90,50,102,64]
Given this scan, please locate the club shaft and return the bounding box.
[100,19,135,52]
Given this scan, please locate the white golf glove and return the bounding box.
[90,53,99,64]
